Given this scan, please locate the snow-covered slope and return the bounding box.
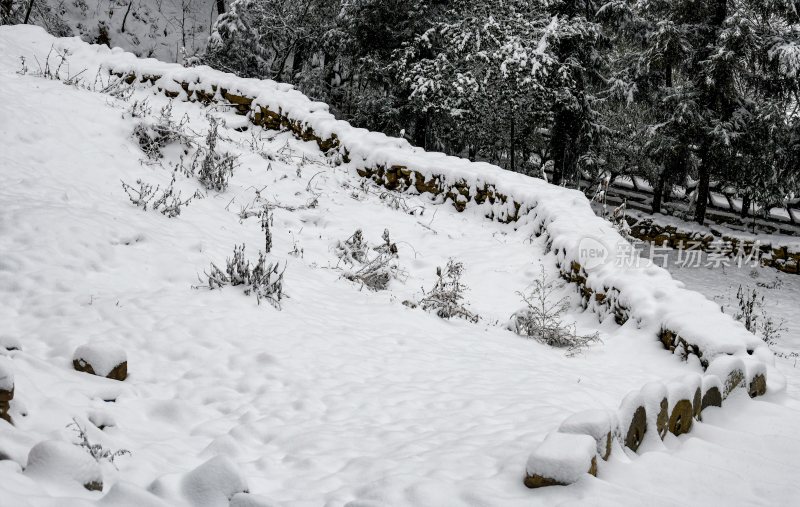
[11,0,215,62]
[1,24,776,376]
[1,26,798,506]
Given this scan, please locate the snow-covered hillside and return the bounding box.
[1,26,799,507]
[8,0,215,61]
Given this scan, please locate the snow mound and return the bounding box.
[525,432,597,486]
[638,381,669,442]
[181,456,249,507]
[0,335,21,352]
[558,409,616,458]
[701,375,724,411]
[99,481,171,507]
[706,355,747,397]
[24,440,102,490]
[230,492,277,507]
[0,360,13,393]
[73,342,127,378]
[87,410,116,430]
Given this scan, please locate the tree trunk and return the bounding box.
[740,193,751,218]
[652,170,666,214]
[121,1,133,33]
[412,113,428,150]
[694,159,710,224]
[216,0,225,15]
[291,45,307,82]
[509,113,516,172]
[550,108,573,186]
[24,0,34,23]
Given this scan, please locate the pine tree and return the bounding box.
[393,0,557,167]
[607,0,800,224]
[546,1,610,186]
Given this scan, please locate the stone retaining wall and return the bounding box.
[627,217,800,275]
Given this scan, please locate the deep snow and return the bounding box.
[0,26,799,507]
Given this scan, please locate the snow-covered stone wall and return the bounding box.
[624,214,800,275]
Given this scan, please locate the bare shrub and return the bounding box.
[509,267,600,355]
[261,207,273,253]
[757,276,784,290]
[735,285,761,333]
[124,98,151,119]
[196,116,237,191]
[204,244,285,308]
[67,418,130,469]
[245,130,279,161]
[133,102,192,158]
[734,285,786,347]
[335,229,369,266]
[378,189,425,216]
[335,229,404,291]
[24,46,86,85]
[121,176,200,218]
[417,259,479,322]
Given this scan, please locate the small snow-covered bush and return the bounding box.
[261,208,273,254]
[196,116,237,191]
[509,267,600,355]
[124,98,152,119]
[417,260,478,322]
[66,418,130,468]
[336,229,404,291]
[21,46,85,85]
[133,103,192,158]
[25,440,104,491]
[735,285,761,333]
[121,176,200,218]
[334,229,369,266]
[734,285,786,347]
[204,245,285,308]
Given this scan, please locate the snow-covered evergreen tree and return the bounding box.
[607,0,800,223]
[393,0,557,167]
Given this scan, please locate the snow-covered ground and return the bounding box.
[1,27,799,507]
